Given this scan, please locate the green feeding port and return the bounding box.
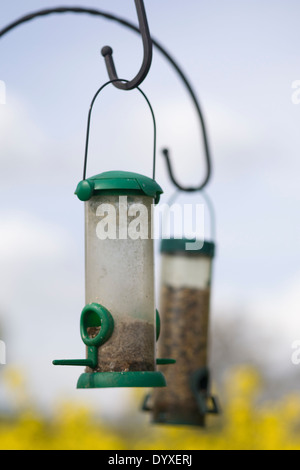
[53,303,169,389]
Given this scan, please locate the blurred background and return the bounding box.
[0,0,300,449]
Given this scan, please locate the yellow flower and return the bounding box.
[1,365,300,450]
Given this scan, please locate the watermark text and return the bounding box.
[291,340,300,365]
[0,340,6,365]
[291,80,300,104]
[94,196,205,250]
[0,80,6,105]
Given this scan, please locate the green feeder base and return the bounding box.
[77,371,166,389]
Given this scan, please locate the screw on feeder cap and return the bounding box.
[160,238,215,257]
[75,170,163,204]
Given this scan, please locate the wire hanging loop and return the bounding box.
[166,189,216,243]
[162,145,211,192]
[101,0,153,91]
[82,79,157,181]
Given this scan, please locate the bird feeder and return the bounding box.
[143,237,219,425]
[53,80,172,389]
[142,187,219,425]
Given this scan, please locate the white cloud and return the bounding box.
[0,96,47,172]
[0,212,71,262]
[0,212,83,342]
[248,275,300,342]
[0,211,85,408]
[211,273,300,382]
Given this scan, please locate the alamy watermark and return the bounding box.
[0,80,6,105]
[291,340,300,365]
[291,80,300,104]
[94,196,205,250]
[0,340,6,365]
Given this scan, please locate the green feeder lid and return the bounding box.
[75,171,163,204]
[160,238,215,257]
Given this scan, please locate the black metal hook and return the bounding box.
[162,143,211,192]
[160,60,212,192]
[161,96,212,193]
[101,0,152,90]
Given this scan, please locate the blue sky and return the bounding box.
[1,0,300,415]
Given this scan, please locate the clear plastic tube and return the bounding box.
[152,243,214,425]
[84,194,156,372]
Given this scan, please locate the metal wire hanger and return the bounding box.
[82,79,157,181]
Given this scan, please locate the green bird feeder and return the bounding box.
[53,81,174,389]
[149,238,219,425]
[142,191,219,426]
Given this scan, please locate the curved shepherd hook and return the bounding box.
[101,0,152,90]
[162,143,211,192]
